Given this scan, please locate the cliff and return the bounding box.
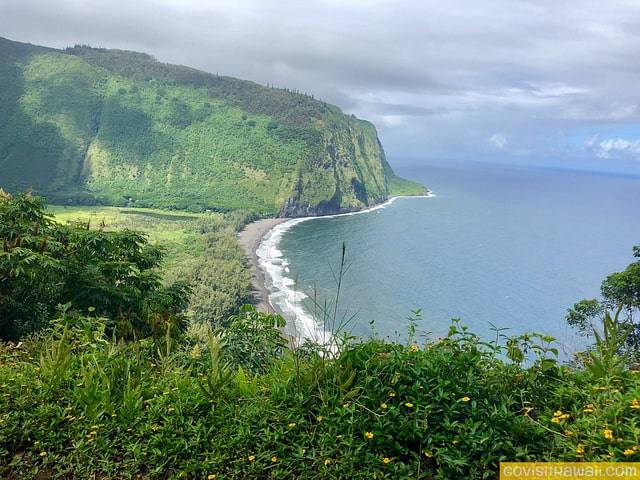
[0,37,424,215]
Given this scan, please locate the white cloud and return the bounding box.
[525,82,591,98]
[587,137,640,160]
[489,133,508,149]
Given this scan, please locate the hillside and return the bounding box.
[0,37,424,215]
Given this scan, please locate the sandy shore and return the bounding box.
[238,218,287,313]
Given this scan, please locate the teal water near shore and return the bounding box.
[263,161,640,353]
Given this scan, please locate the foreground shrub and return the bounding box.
[1,311,639,479]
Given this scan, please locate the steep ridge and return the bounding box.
[0,37,424,215]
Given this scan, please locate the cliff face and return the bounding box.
[0,37,423,215]
[278,118,392,217]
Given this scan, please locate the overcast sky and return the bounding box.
[2,0,640,173]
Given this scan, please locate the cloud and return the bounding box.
[1,0,640,171]
[587,137,640,160]
[489,134,508,149]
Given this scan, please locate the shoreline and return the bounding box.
[237,218,287,314]
[237,192,434,319]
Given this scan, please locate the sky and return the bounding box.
[2,0,640,173]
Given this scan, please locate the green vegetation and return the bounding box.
[0,36,423,216]
[2,303,640,478]
[387,175,427,197]
[0,192,191,340]
[1,193,253,340]
[48,204,256,327]
[2,193,640,478]
[567,246,640,359]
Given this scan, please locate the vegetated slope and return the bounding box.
[0,37,424,215]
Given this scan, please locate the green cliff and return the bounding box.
[0,37,424,215]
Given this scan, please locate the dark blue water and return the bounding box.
[275,162,640,352]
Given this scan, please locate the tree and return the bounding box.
[567,245,640,357]
[0,192,190,340]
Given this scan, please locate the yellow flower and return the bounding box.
[168,407,175,413]
[382,457,391,464]
[583,408,594,413]
[553,410,563,417]
[39,451,48,457]
[271,456,278,463]
[288,422,296,428]
[461,396,471,402]
[388,391,396,398]
[324,459,332,466]
[631,399,640,409]
[317,416,323,423]
[405,402,414,408]
[208,475,217,480]
[248,454,255,462]
[410,345,419,352]
[624,449,635,456]
[424,451,434,458]
[111,413,117,417]
[365,431,374,439]
[551,417,561,424]
[576,444,585,456]
[380,403,388,410]
[604,428,614,440]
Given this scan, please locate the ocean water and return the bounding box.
[258,162,640,354]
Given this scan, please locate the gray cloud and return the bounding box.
[1,0,640,172]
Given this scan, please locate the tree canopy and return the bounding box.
[567,245,640,356]
[0,191,190,340]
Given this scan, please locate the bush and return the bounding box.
[2,309,640,479]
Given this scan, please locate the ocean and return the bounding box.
[257,161,640,354]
